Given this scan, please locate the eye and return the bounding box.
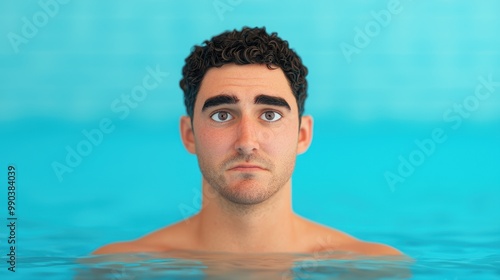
[260,111,282,122]
[211,111,233,122]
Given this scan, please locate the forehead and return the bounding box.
[196,64,296,109]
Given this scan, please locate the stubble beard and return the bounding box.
[198,153,295,206]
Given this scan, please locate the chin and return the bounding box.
[222,181,279,205]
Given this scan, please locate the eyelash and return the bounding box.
[210,111,233,122]
[210,110,283,123]
[260,111,282,122]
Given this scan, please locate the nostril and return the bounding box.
[235,136,259,155]
[234,118,260,154]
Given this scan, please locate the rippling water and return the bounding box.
[75,252,412,280]
[3,229,498,279]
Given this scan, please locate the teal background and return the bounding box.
[0,0,499,274]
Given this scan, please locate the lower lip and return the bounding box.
[229,167,265,172]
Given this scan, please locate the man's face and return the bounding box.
[181,63,312,205]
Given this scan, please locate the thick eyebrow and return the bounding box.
[202,94,239,112]
[254,94,291,111]
[201,93,291,112]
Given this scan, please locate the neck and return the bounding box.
[193,178,298,253]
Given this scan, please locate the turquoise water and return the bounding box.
[1,0,500,279]
[1,121,499,279]
[2,223,500,279]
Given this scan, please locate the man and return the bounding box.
[93,27,402,256]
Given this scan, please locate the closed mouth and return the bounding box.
[228,164,266,171]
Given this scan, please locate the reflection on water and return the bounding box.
[75,251,412,280]
[5,230,500,279]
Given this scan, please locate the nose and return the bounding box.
[234,116,259,155]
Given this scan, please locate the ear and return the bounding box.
[180,116,196,154]
[297,115,313,155]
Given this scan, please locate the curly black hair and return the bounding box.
[180,26,308,120]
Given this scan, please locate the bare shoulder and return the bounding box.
[92,218,196,255]
[92,241,137,255]
[297,217,403,256]
[92,240,159,255]
[92,228,173,255]
[336,240,403,256]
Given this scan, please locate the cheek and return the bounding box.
[260,127,297,155]
[196,129,230,155]
[261,130,271,142]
